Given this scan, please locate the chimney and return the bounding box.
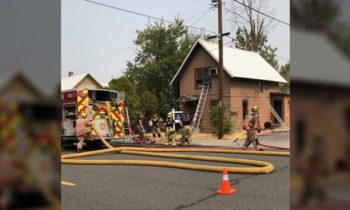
[68,71,74,77]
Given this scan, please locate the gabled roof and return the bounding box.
[0,71,43,100]
[292,30,350,87]
[170,39,287,85]
[61,73,103,91]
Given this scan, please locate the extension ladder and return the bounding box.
[257,90,288,129]
[121,107,133,143]
[192,84,210,134]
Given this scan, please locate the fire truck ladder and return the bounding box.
[121,107,134,143]
[257,90,288,129]
[193,84,210,134]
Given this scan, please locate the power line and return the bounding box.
[189,7,213,26]
[223,4,249,23]
[184,8,211,22]
[85,0,238,43]
[232,0,289,26]
[63,46,134,73]
[85,0,217,35]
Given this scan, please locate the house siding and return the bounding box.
[291,83,350,174]
[229,79,282,131]
[75,76,102,90]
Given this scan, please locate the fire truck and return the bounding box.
[61,88,128,147]
[0,100,61,208]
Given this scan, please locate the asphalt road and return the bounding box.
[62,137,289,210]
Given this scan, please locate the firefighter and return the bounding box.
[151,113,162,142]
[164,112,176,146]
[180,112,192,146]
[137,112,146,142]
[242,106,263,151]
[297,132,328,208]
[76,113,92,152]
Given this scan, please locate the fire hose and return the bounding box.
[61,126,289,180]
[233,132,290,150]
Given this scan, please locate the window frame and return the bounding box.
[194,67,212,89]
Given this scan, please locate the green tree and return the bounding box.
[210,106,234,135]
[108,76,140,124]
[291,0,338,31]
[125,18,202,118]
[140,90,158,120]
[279,62,290,93]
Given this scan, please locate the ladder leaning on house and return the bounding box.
[192,84,210,134]
[257,90,289,129]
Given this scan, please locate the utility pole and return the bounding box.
[217,0,224,139]
[210,0,229,139]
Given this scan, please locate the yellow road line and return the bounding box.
[61,180,76,186]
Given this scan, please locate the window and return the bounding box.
[242,100,248,120]
[258,81,263,92]
[195,67,211,88]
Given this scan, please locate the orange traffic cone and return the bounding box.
[216,168,237,195]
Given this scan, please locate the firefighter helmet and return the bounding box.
[251,106,259,112]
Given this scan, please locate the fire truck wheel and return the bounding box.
[86,140,102,149]
[61,139,75,150]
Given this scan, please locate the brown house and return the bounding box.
[170,39,289,132]
[291,30,350,175]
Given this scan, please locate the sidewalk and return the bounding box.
[180,130,290,148]
[142,129,290,148]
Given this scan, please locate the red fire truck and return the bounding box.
[61,88,128,147]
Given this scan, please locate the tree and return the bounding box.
[291,0,350,58]
[108,76,140,124]
[329,23,350,58]
[125,18,202,118]
[227,0,280,69]
[279,62,290,93]
[291,0,338,31]
[140,90,158,120]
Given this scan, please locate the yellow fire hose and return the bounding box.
[61,126,289,182]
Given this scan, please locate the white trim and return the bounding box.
[222,174,229,181]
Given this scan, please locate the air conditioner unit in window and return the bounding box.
[209,68,218,76]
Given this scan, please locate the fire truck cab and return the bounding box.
[61,88,127,146]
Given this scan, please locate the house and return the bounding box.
[0,72,43,101]
[170,39,289,132]
[291,30,350,175]
[61,72,103,91]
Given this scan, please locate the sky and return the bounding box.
[62,0,290,85]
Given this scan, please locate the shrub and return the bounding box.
[209,105,234,135]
